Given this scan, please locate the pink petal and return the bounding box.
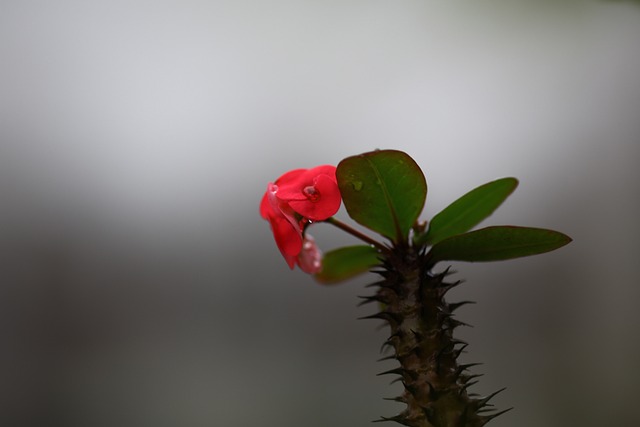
[297,235,322,274]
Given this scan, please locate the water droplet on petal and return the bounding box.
[303,186,320,202]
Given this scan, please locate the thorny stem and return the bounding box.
[325,217,388,252]
[364,248,511,426]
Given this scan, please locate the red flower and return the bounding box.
[274,165,341,221]
[260,165,341,271]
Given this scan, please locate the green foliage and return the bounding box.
[314,245,380,284]
[427,226,572,264]
[329,149,570,279]
[417,177,519,246]
[337,150,427,243]
[259,149,571,275]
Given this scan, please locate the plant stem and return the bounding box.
[363,247,510,426]
[324,217,388,252]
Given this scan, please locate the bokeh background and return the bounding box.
[1,1,639,426]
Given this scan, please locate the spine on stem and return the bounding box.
[363,247,510,427]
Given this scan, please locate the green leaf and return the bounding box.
[427,226,572,264]
[314,245,380,284]
[337,150,427,242]
[418,177,519,246]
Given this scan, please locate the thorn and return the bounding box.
[389,376,403,385]
[438,279,463,293]
[435,308,452,325]
[359,311,401,324]
[382,396,406,403]
[373,415,410,426]
[369,272,393,282]
[434,266,454,280]
[480,407,513,425]
[448,318,472,329]
[453,343,469,359]
[455,363,483,378]
[357,295,384,307]
[380,341,395,355]
[476,387,507,408]
[449,300,476,312]
[462,380,479,390]
[460,362,483,370]
[400,344,423,359]
[434,343,455,372]
[460,373,484,384]
[402,380,419,397]
[365,278,385,286]
[419,267,436,283]
[376,368,405,377]
[381,331,401,348]
[365,279,391,289]
[428,328,453,342]
[379,332,403,354]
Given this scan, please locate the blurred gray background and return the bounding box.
[1,1,639,426]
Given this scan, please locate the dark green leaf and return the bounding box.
[314,245,380,284]
[428,226,572,264]
[337,150,427,242]
[418,177,519,246]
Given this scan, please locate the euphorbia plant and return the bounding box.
[260,149,571,426]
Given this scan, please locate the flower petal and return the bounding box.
[259,189,273,219]
[288,173,341,220]
[307,165,337,179]
[297,235,322,274]
[270,214,302,259]
[276,165,337,201]
[260,165,338,271]
[275,168,306,185]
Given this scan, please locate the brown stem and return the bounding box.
[324,217,388,252]
[363,247,510,426]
